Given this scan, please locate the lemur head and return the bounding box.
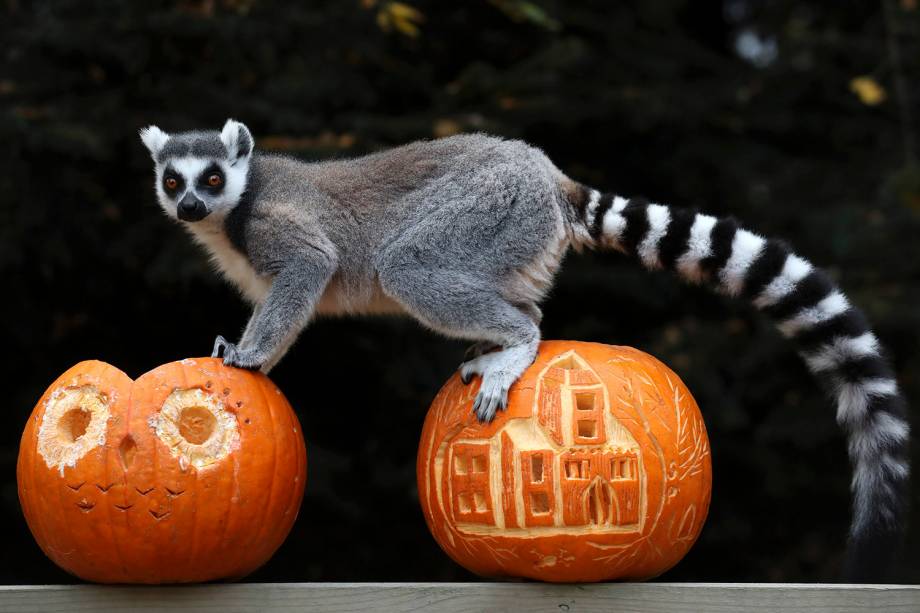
[140,119,253,223]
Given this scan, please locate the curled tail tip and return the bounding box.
[844,518,908,582]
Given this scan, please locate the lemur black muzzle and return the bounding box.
[177,193,209,222]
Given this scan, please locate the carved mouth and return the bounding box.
[149,508,170,520]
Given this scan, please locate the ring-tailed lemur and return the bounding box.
[141,119,908,580]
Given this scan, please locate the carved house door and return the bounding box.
[584,478,614,526]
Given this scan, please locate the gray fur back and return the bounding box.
[241,134,573,314]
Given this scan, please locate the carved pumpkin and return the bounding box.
[417,341,711,582]
[17,358,307,583]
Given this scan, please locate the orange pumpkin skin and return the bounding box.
[17,358,307,583]
[418,341,712,582]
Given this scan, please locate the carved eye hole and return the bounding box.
[207,174,222,187]
[164,177,178,190]
[37,386,111,471]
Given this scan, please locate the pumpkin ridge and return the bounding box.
[247,371,279,576]
[281,386,307,547]
[149,365,164,581]
[112,359,135,581]
[179,361,201,582]
[212,375,240,576]
[98,386,122,581]
[272,377,305,562]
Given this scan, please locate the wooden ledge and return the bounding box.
[0,582,918,612]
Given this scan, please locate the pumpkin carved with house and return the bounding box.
[418,341,711,582]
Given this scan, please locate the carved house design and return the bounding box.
[448,351,646,535]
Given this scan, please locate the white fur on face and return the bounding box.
[154,156,250,221]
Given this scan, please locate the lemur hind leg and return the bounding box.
[463,340,500,361]
[463,303,541,360]
[377,267,541,422]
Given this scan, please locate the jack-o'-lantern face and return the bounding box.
[17,358,307,584]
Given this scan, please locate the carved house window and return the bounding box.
[521,450,554,525]
[572,390,606,445]
[611,456,635,480]
[565,459,590,479]
[451,443,493,523]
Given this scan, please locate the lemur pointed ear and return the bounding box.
[220,119,254,165]
[139,125,169,160]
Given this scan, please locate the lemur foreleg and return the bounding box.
[238,302,263,348]
[213,254,336,371]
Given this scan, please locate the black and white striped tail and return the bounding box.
[574,188,910,581]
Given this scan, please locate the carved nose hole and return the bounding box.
[59,408,91,443]
[178,406,216,444]
[119,435,137,469]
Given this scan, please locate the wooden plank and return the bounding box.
[0,582,917,613]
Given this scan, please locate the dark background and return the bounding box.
[2,0,919,583]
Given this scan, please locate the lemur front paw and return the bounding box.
[460,352,512,422]
[211,335,264,370]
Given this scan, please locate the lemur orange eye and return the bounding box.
[165,177,177,190]
[208,174,222,187]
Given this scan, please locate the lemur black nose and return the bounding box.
[176,193,208,222]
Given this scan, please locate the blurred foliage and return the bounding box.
[850,76,887,106]
[1,0,919,583]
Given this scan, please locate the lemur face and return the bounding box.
[140,119,253,223]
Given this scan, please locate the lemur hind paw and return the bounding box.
[460,341,540,422]
[459,351,491,384]
[461,352,513,422]
[211,335,263,370]
[471,375,512,423]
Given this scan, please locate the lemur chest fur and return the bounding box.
[189,221,406,317]
[187,225,271,304]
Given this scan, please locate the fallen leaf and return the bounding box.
[849,76,887,106]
